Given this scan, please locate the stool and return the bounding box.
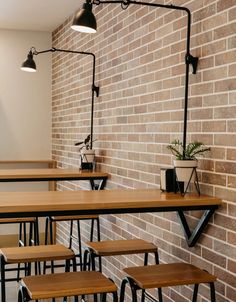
[0,217,39,247]
[120,263,217,302]
[0,218,39,284]
[84,239,159,271]
[45,215,100,270]
[18,271,118,302]
[83,239,162,302]
[0,244,75,302]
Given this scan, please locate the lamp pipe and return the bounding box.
[31,47,99,150]
[91,0,196,158]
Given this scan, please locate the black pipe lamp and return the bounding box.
[71,0,97,33]
[21,49,37,72]
[71,0,199,158]
[21,47,99,154]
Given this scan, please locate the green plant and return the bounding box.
[75,134,91,151]
[75,134,97,151]
[167,139,210,160]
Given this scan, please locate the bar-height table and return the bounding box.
[0,169,108,190]
[0,189,221,247]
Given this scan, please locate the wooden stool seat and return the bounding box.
[85,239,162,302]
[0,217,37,223]
[123,263,217,289]
[19,271,118,301]
[120,263,217,302]
[51,215,99,221]
[86,239,157,256]
[0,244,74,264]
[1,244,75,302]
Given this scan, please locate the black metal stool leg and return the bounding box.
[1,255,6,302]
[128,277,138,302]
[140,253,149,302]
[45,217,49,245]
[83,249,90,271]
[18,286,30,302]
[119,278,128,302]
[95,217,102,271]
[34,217,40,245]
[17,222,24,280]
[29,221,33,246]
[17,287,23,302]
[69,220,74,249]
[100,293,106,302]
[17,290,22,302]
[23,222,27,247]
[96,217,101,241]
[90,219,95,242]
[76,220,83,271]
[113,291,118,302]
[49,217,54,244]
[210,282,216,302]
[154,250,163,302]
[192,284,198,302]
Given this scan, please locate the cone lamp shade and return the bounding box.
[21,51,36,72]
[71,1,97,33]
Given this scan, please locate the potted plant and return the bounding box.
[75,135,95,170]
[167,139,210,186]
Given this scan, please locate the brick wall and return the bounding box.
[52,1,236,301]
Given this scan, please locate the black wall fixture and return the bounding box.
[71,0,198,158]
[21,47,99,150]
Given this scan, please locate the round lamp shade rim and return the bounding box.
[71,24,97,33]
[72,6,97,33]
[20,66,37,72]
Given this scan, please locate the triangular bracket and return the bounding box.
[177,208,217,247]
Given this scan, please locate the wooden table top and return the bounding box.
[0,168,108,182]
[0,189,222,218]
[0,160,55,164]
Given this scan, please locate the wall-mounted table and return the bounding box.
[0,169,108,190]
[0,189,221,247]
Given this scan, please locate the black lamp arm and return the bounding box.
[28,46,99,150]
[91,0,198,157]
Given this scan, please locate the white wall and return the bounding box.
[0,29,52,159]
[0,29,52,240]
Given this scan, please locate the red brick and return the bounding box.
[228,231,236,246]
[202,248,226,268]
[215,134,236,147]
[214,266,236,288]
[217,0,236,11]
[214,22,236,40]
[193,4,216,22]
[202,172,226,186]
[203,94,228,107]
[191,83,214,96]
[215,50,236,66]
[227,149,236,160]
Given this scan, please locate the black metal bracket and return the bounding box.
[92,84,100,97]
[90,177,107,190]
[177,207,217,247]
[186,54,199,74]
[174,166,200,196]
